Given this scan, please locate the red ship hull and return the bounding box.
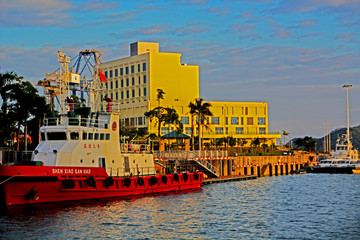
[0,165,203,206]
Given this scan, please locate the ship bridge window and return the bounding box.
[70,132,79,140]
[94,133,99,140]
[100,133,104,140]
[82,132,87,140]
[47,132,67,140]
[41,132,45,141]
[106,133,110,140]
[88,133,93,140]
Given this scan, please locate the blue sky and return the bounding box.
[1,0,359,139]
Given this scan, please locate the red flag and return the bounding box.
[99,69,107,82]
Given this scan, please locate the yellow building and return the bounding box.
[99,42,281,146]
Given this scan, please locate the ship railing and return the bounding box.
[43,115,110,129]
[154,150,228,160]
[120,143,151,153]
[106,167,156,177]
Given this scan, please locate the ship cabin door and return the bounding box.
[99,158,106,169]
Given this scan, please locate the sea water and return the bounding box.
[1,174,359,239]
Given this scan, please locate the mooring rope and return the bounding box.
[0,176,16,185]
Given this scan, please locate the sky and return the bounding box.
[0,0,359,140]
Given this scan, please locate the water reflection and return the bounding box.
[1,175,359,239]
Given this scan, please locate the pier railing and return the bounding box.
[153,150,228,160]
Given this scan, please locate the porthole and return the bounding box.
[112,160,114,163]
[80,159,83,163]
[92,160,94,163]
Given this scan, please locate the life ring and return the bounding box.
[183,173,188,182]
[193,173,199,181]
[87,177,96,187]
[149,176,157,186]
[137,177,144,186]
[105,177,114,187]
[123,144,128,152]
[173,173,179,182]
[161,175,168,185]
[124,177,131,188]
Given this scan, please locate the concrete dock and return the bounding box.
[202,175,257,185]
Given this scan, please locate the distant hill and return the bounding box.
[290,125,360,152]
[315,125,360,151]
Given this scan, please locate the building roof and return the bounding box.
[161,130,190,139]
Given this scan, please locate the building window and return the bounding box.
[100,94,103,102]
[105,82,108,89]
[138,88,141,97]
[138,76,141,84]
[143,75,146,84]
[132,77,135,85]
[241,117,244,125]
[212,117,220,125]
[181,117,189,125]
[132,89,135,98]
[115,69,118,77]
[109,70,113,78]
[120,68,123,76]
[185,127,192,135]
[231,117,239,125]
[142,63,146,71]
[126,90,129,98]
[225,127,228,134]
[225,117,228,125]
[138,64,140,72]
[245,107,248,115]
[126,78,129,86]
[121,79,124,88]
[138,117,143,125]
[258,117,266,125]
[125,66,129,75]
[110,81,113,89]
[131,65,134,74]
[247,117,253,125]
[115,80,118,88]
[106,134,110,140]
[144,87,147,96]
[100,133,105,140]
[121,91,124,99]
[105,71,108,78]
[196,117,199,124]
[130,118,135,126]
[259,127,266,134]
[161,127,169,135]
[110,93,113,100]
[215,127,223,134]
[116,92,118,100]
[236,127,243,134]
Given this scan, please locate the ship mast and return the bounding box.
[343,84,352,149]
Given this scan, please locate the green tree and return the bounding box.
[7,80,50,151]
[294,136,316,152]
[188,98,213,151]
[145,107,182,137]
[0,71,22,146]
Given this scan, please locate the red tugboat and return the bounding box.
[0,51,203,206]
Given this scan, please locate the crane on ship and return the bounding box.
[36,50,103,114]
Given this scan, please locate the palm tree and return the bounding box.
[188,98,213,151]
[156,89,165,107]
[282,130,289,147]
[145,107,181,137]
